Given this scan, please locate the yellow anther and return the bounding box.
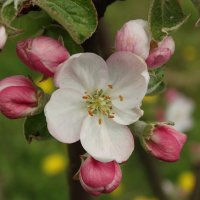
[88,110,93,116]
[82,96,88,99]
[119,95,124,101]
[98,118,102,125]
[108,84,113,89]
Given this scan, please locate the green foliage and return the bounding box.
[0,2,23,36]
[149,0,189,41]
[24,112,51,143]
[147,68,166,96]
[32,0,98,44]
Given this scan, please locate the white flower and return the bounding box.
[166,93,194,132]
[45,52,149,163]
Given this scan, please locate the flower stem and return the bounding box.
[67,142,92,200]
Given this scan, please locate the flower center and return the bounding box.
[82,89,114,124]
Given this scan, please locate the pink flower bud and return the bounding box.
[0,26,7,50]
[16,36,70,77]
[0,75,42,119]
[146,36,175,68]
[143,125,187,162]
[115,19,151,59]
[79,157,122,196]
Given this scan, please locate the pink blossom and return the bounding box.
[115,19,151,59]
[115,20,175,68]
[79,156,122,196]
[0,75,40,119]
[143,125,187,162]
[16,36,70,77]
[146,37,175,68]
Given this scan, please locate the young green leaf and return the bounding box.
[24,112,52,143]
[149,0,189,41]
[147,68,166,96]
[0,2,23,36]
[32,0,98,44]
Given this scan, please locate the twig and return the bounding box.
[135,139,170,200]
[67,142,92,200]
[189,163,200,200]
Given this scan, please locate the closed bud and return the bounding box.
[0,26,7,50]
[146,36,175,68]
[79,156,122,196]
[16,36,70,77]
[141,124,187,162]
[0,75,45,119]
[115,19,151,59]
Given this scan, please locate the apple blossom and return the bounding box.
[0,75,44,119]
[115,19,151,60]
[0,26,7,50]
[45,52,149,163]
[165,90,194,132]
[146,37,175,68]
[141,124,187,162]
[79,156,122,196]
[16,36,70,77]
[115,19,175,68]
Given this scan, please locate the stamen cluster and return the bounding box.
[83,89,114,122]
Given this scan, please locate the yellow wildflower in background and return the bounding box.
[143,96,158,104]
[41,153,68,176]
[35,77,55,94]
[178,171,195,193]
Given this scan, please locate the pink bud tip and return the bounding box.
[115,19,151,59]
[79,157,122,196]
[144,125,187,162]
[146,37,175,68]
[16,36,70,77]
[0,26,7,50]
[0,75,38,119]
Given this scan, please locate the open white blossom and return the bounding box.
[45,52,149,163]
[166,92,194,132]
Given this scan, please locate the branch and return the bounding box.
[67,142,92,200]
[92,0,117,19]
[190,163,200,200]
[135,139,170,200]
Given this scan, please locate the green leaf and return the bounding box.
[43,24,83,54]
[32,0,98,44]
[146,68,166,96]
[149,0,189,41]
[0,2,23,36]
[24,112,51,143]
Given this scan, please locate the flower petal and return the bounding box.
[113,106,144,125]
[44,88,87,143]
[55,53,109,93]
[80,116,134,163]
[106,52,149,110]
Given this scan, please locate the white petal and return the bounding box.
[55,53,109,93]
[113,106,144,125]
[44,88,87,143]
[80,116,134,163]
[106,52,149,110]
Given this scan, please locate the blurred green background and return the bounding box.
[1,0,200,199]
